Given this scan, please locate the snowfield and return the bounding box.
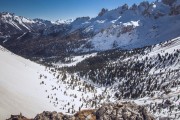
[53,53,97,67]
[0,46,105,120]
[0,46,55,119]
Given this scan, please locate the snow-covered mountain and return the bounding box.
[77,1,180,51]
[0,0,179,59]
[54,19,74,25]
[0,12,55,35]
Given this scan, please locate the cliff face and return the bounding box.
[7,102,154,120]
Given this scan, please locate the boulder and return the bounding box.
[96,102,155,120]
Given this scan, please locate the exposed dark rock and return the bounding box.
[162,0,176,6]
[34,111,71,120]
[170,4,180,15]
[7,113,32,120]
[7,102,154,120]
[74,110,96,120]
[96,102,155,120]
[98,8,108,17]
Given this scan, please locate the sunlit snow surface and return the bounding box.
[53,37,180,119]
[0,37,180,119]
[0,46,108,119]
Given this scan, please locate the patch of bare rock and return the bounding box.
[7,102,154,120]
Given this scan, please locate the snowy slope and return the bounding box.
[0,46,107,120]
[110,37,180,119]
[131,38,180,119]
[78,1,180,51]
[53,53,97,67]
[55,36,180,119]
[0,46,56,119]
[54,19,74,25]
[0,12,34,31]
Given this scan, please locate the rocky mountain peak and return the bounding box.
[121,4,129,10]
[98,8,108,17]
[75,16,90,21]
[130,3,138,10]
[0,12,13,16]
[162,0,177,6]
[54,19,74,25]
[139,1,150,8]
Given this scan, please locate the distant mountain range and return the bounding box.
[0,0,179,59]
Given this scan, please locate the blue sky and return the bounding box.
[0,0,155,21]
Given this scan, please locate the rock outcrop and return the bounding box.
[162,0,176,6]
[7,114,32,120]
[98,8,108,17]
[96,102,154,120]
[7,102,154,120]
[34,111,72,120]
